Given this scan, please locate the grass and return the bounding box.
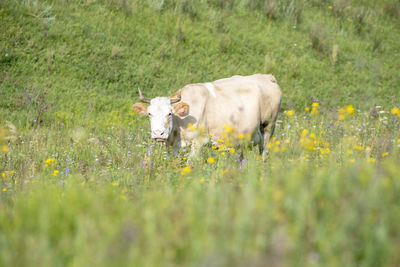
[1,0,400,266]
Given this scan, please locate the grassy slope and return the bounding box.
[1,0,399,127]
[1,1,400,266]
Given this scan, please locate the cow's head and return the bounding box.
[132,88,189,142]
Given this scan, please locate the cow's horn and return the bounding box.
[138,88,151,104]
[170,95,181,104]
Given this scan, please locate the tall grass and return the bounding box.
[1,0,400,266]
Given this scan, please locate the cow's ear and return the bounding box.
[132,103,148,115]
[173,102,189,116]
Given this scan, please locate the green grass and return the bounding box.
[1,0,400,266]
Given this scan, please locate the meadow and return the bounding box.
[1,0,400,266]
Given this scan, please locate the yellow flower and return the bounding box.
[207,157,215,164]
[229,148,235,154]
[224,124,235,133]
[212,146,217,150]
[286,110,295,117]
[52,170,59,176]
[301,129,308,137]
[382,152,389,157]
[398,139,400,144]
[45,158,56,166]
[312,102,319,108]
[349,158,355,164]
[181,166,191,175]
[328,5,333,9]
[346,105,354,115]
[275,140,281,145]
[311,107,319,115]
[237,133,245,140]
[338,114,346,120]
[120,195,126,200]
[309,133,316,139]
[305,107,310,112]
[355,145,363,151]
[1,145,9,153]
[2,188,6,192]
[367,158,376,163]
[391,108,400,117]
[1,172,5,178]
[81,181,86,186]
[112,182,119,187]
[200,177,205,183]
[187,123,196,131]
[347,149,353,155]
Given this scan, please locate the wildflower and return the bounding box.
[45,158,56,166]
[382,152,389,157]
[112,182,119,187]
[338,114,346,120]
[328,5,333,9]
[224,124,235,133]
[311,107,319,115]
[305,107,310,112]
[355,145,363,151]
[349,158,355,164]
[312,102,319,108]
[52,170,59,176]
[309,133,316,139]
[275,140,281,145]
[1,145,9,153]
[347,150,353,155]
[181,166,191,175]
[391,108,400,117]
[1,172,5,178]
[2,188,6,192]
[398,139,400,144]
[367,158,376,163]
[212,146,217,150]
[207,157,215,164]
[120,195,126,200]
[187,123,196,131]
[237,133,245,140]
[286,110,295,117]
[81,181,86,186]
[229,148,235,154]
[346,105,354,115]
[200,177,205,183]
[301,129,308,137]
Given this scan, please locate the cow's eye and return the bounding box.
[168,112,172,116]
[148,113,152,117]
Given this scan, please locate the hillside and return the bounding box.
[1,0,399,128]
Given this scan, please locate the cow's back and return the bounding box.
[179,74,281,141]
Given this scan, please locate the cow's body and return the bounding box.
[133,74,282,159]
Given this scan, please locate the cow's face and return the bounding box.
[133,97,189,142]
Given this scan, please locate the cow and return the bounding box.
[132,74,282,160]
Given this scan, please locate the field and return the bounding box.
[1,0,400,266]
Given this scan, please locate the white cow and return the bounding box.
[133,74,282,159]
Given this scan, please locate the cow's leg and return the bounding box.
[261,122,276,161]
[188,140,202,162]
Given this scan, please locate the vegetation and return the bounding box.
[1,0,400,266]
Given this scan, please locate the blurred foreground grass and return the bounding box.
[1,0,400,266]
[1,104,400,266]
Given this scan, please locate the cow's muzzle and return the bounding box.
[154,138,166,142]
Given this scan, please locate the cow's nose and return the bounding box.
[152,130,165,138]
